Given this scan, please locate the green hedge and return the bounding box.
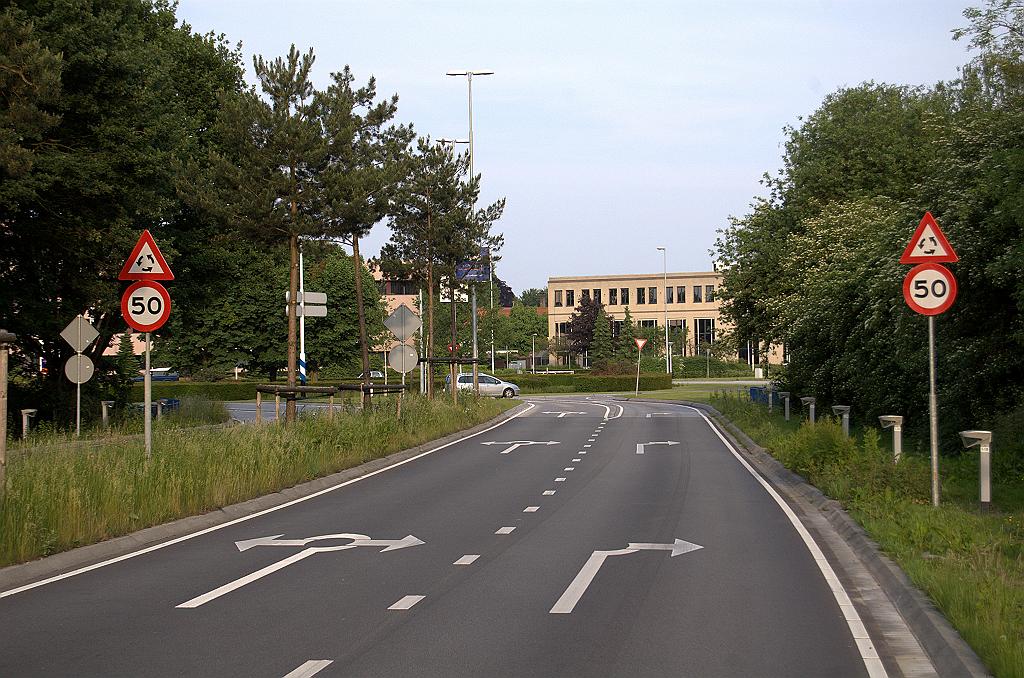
[512,372,671,393]
[674,356,755,378]
[129,381,260,401]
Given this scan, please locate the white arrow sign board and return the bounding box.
[60,315,99,354]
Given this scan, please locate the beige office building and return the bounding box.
[547,271,727,359]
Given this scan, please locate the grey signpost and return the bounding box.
[832,405,850,437]
[779,391,790,421]
[800,396,816,424]
[879,416,903,463]
[959,430,993,510]
[385,304,422,388]
[60,315,99,436]
[21,409,36,439]
[0,329,15,490]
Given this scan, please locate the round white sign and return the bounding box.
[388,345,419,374]
[64,354,95,384]
[121,281,171,332]
[902,263,957,316]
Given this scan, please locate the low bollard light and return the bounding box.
[959,430,993,510]
[879,416,903,463]
[832,405,850,437]
[767,387,774,413]
[21,409,37,439]
[800,397,816,424]
[101,400,114,428]
[779,392,790,421]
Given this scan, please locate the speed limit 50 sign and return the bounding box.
[121,280,171,332]
[903,263,957,316]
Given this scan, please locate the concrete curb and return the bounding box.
[0,402,530,594]
[630,397,989,678]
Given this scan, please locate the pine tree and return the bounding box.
[617,306,637,361]
[590,308,613,370]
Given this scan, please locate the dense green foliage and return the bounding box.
[715,2,1024,454]
[0,2,504,425]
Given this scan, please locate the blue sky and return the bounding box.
[177,0,975,295]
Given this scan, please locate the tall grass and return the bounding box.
[712,395,1024,678]
[0,395,513,568]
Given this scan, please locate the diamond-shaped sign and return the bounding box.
[60,315,99,353]
[385,304,422,343]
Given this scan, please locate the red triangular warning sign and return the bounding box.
[900,212,958,264]
[119,230,174,281]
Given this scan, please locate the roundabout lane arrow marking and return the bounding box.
[550,538,703,614]
[481,440,560,455]
[542,411,587,418]
[635,441,680,454]
[178,533,424,608]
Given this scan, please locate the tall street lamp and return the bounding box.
[656,246,669,374]
[447,70,494,392]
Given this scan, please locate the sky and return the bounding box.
[176,0,976,295]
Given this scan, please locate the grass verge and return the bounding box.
[712,394,1023,678]
[0,395,515,568]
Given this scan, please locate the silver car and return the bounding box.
[454,373,520,398]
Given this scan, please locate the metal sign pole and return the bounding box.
[928,316,939,506]
[299,249,306,385]
[76,320,81,437]
[145,332,152,460]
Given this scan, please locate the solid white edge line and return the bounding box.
[0,402,538,599]
[282,659,333,678]
[495,526,516,534]
[678,403,888,678]
[453,555,480,566]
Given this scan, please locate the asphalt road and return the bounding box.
[0,397,883,677]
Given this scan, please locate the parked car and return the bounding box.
[446,372,520,398]
[359,370,385,380]
[133,367,179,382]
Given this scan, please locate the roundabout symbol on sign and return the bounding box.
[121,280,171,332]
[902,263,957,316]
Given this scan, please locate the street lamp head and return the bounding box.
[959,430,992,449]
[656,246,665,252]
[878,415,903,429]
[447,70,494,77]
[832,405,850,416]
[446,71,468,76]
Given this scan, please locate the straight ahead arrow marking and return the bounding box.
[635,441,680,454]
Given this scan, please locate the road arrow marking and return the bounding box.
[179,533,424,608]
[542,411,587,418]
[282,660,333,678]
[481,440,560,455]
[635,441,680,455]
[645,413,674,418]
[550,538,704,614]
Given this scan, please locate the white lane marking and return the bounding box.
[495,526,516,534]
[388,595,425,610]
[542,411,586,418]
[482,440,559,455]
[543,490,556,496]
[680,404,889,678]
[578,451,587,455]
[550,540,703,614]
[583,444,592,448]
[282,659,333,678]
[524,506,540,513]
[572,458,581,462]
[564,467,575,471]
[645,413,674,418]
[454,555,480,566]
[555,477,567,482]
[178,549,320,608]
[0,403,538,600]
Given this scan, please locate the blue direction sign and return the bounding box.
[456,261,490,282]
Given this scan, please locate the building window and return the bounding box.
[612,320,623,337]
[636,287,645,304]
[593,289,602,305]
[640,319,656,328]
[566,290,575,307]
[693,285,703,303]
[648,287,657,304]
[388,280,417,295]
[554,290,563,307]
[666,286,673,304]
[582,289,590,301]
[556,322,568,335]
[609,288,618,305]
[706,285,716,302]
[620,288,629,305]
[677,286,686,303]
[696,318,715,350]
